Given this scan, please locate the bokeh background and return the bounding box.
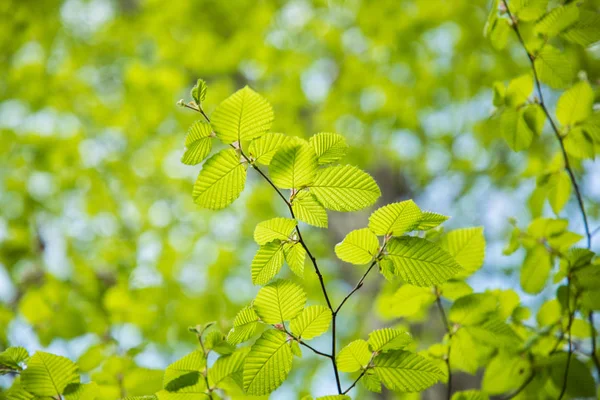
[1,0,599,398]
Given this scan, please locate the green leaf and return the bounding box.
[63,382,98,400]
[316,396,351,400]
[512,0,548,22]
[451,390,489,400]
[210,86,274,144]
[334,228,380,265]
[248,133,288,166]
[557,81,594,127]
[208,348,249,387]
[564,127,595,159]
[0,347,29,373]
[382,284,436,318]
[192,148,246,210]
[190,78,207,105]
[254,217,297,245]
[308,132,348,164]
[549,353,596,398]
[253,279,307,324]
[412,211,449,231]
[361,371,382,393]
[385,237,462,287]
[292,191,328,228]
[505,74,533,107]
[368,200,422,236]
[155,391,208,399]
[270,143,318,189]
[466,318,521,348]
[204,330,235,355]
[373,350,442,392]
[251,241,285,285]
[367,328,413,353]
[562,10,600,46]
[482,352,530,395]
[21,352,79,397]
[449,293,498,326]
[227,306,261,345]
[535,4,579,37]
[309,165,381,212]
[283,242,306,277]
[534,45,575,89]
[289,305,332,340]
[548,171,571,214]
[521,246,552,294]
[163,350,206,393]
[243,329,293,395]
[181,121,213,165]
[439,227,485,277]
[537,299,561,327]
[336,340,371,373]
[500,107,537,151]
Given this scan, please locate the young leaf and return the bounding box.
[412,211,449,231]
[520,246,551,294]
[505,74,533,107]
[557,81,594,127]
[500,108,535,151]
[253,217,297,245]
[512,0,548,22]
[251,241,285,285]
[448,293,498,326]
[336,340,371,373]
[439,227,485,276]
[367,328,413,353]
[243,330,293,395]
[548,171,571,214]
[385,237,462,287]
[0,347,29,373]
[227,306,261,346]
[534,46,575,89]
[248,133,288,166]
[21,352,79,397]
[309,165,381,212]
[190,78,207,106]
[253,279,307,324]
[372,351,442,392]
[549,353,596,398]
[208,348,249,387]
[292,190,328,228]
[361,371,382,393]
[289,305,332,340]
[192,148,247,210]
[162,350,206,392]
[270,143,318,189]
[368,200,422,236]
[564,127,595,159]
[211,86,274,144]
[451,390,489,400]
[181,120,212,165]
[562,10,600,47]
[535,4,579,37]
[283,242,306,277]
[334,228,380,265]
[308,132,348,164]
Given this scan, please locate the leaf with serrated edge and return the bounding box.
[192,148,246,210]
[248,133,288,165]
[412,211,449,231]
[534,46,575,89]
[243,330,293,395]
[254,279,307,324]
[208,348,249,387]
[386,237,462,287]
[251,242,285,285]
[254,218,297,245]
[270,143,318,189]
[368,328,413,353]
[163,350,206,393]
[227,306,261,345]
[309,165,381,212]
[290,306,332,340]
[292,190,328,228]
[182,121,212,165]
[369,200,422,236]
[373,350,443,392]
[211,86,273,144]
[309,132,348,164]
[557,81,593,126]
[283,242,305,277]
[439,227,485,277]
[21,352,79,397]
[336,340,371,373]
[334,228,380,265]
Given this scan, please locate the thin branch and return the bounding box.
[435,291,453,400]
[342,368,368,395]
[281,325,333,359]
[501,2,594,397]
[557,278,574,400]
[491,371,536,400]
[191,105,340,393]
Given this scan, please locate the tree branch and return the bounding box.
[435,291,453,400]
